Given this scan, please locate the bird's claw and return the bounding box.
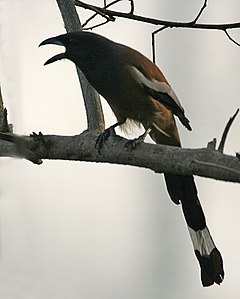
[30,131,46,145]
[30,131,44,140]
[95,127,116,153]
[125,136,144,151]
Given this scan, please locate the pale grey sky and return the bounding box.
[0,1,240,298]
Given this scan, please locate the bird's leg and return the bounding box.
[95,122,120,153]
[125,127,152,151]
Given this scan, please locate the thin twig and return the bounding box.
[218,109,239,153]
[74,1,240,30]
[151,0,208,63]
[152,26,168,63]
[81,0,121,28]
[191,0,207,24]
[84,19,110,31]
[224,29,240,47]
[129,0,134,14]
[82,1,115,22]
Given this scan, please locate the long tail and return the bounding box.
[147,114,224,286]
[164,173,224,286]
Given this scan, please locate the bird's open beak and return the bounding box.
[39,37,66,66]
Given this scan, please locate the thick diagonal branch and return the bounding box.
[56,0,105,132]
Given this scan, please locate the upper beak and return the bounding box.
[39,37,66,66]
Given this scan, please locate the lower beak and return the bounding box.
[43,53,65,66]
[39,37,65,65]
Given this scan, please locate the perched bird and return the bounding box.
[40,31,224,286]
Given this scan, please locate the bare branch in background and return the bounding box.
[75,0,240,47]
[151,26,168,63]
[83,1,115,23]
[224,29,240,47]
[82,0,121,29]
[81,0,132,29]
[74,0,240,29]
[191,0,208,24]
[129,0,134,14]
[151,0,208,62]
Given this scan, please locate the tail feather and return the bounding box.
[164,174,206,230]
[189,227,224,286]
[147,118,224,286]
[164,173,224,287]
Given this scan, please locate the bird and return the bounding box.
[39,31,224,286]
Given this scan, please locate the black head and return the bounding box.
[39,31,116,67]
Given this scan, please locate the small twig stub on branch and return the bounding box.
[218,109,239,153]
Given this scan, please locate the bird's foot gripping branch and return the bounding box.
[95,122,119,153]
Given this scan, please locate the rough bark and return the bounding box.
[56,0,104,132]
[0,131,239,183]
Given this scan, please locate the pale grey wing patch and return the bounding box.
[127,65,192,131]
[127,65,184,111]
[152,122,171,137]
[151,78,184,112]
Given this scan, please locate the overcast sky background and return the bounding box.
[0,0,240,298]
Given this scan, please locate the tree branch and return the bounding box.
[218,109,239,153]
[75,0,240,47]
[56,0,105,132]
[129,0,134,14]
[0,131,240,183]
[81,0,134,30]
[82,1,115,23]
[82,0,121,29]
[0,85,12,133]
[191,0,208,24]
[152,26,168,63]
[74,1,240,31]
[151,0,208,62]
[224,29,240,47]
